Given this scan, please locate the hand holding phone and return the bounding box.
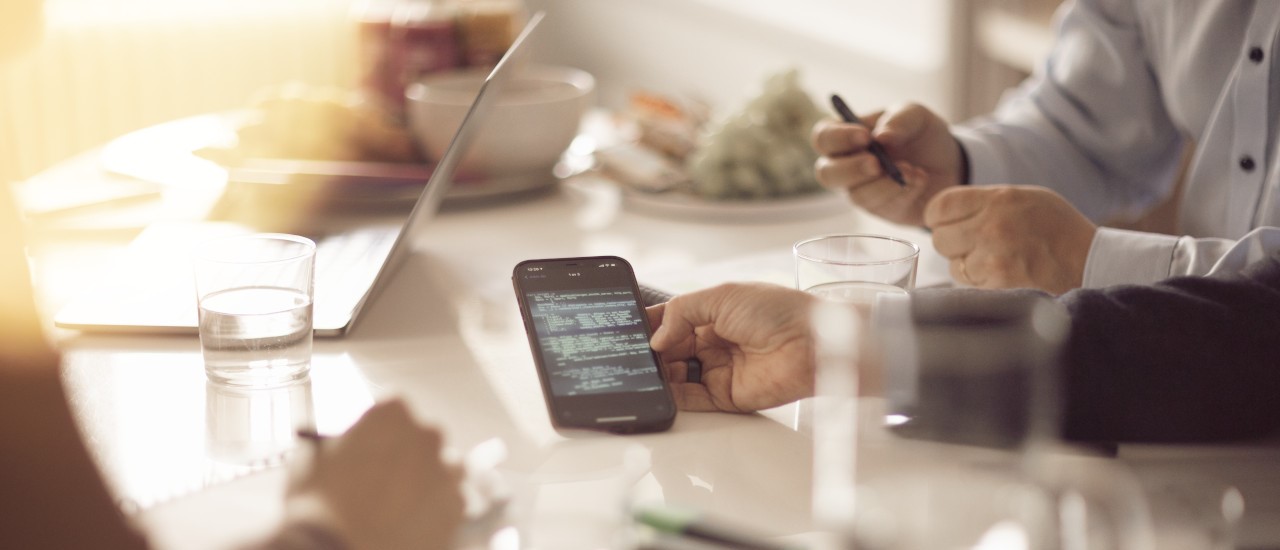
[512,256,676,434]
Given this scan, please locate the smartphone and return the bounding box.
[512,256,677,434]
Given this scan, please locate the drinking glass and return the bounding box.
[794,234,919,303]
[195,233,315,387]
[798,234,917,548]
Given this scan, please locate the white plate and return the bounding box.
[617,183,852,223]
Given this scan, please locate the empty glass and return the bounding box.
[794,234,919,304]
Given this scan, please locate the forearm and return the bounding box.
[1059,249,1280,443]
[891,248,1280,445]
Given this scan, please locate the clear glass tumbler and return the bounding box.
[794,234,919,303]
[195,233,316,387]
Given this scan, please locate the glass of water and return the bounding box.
[793,234,919,302]
[195,233,316,387]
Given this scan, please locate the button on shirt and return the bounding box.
[953,0,1280,287]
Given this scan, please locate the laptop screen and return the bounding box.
[348,11,546,328]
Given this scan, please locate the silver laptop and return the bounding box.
[55,12,545,337]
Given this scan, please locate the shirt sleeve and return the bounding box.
[1083,227,1280,287]
[1059,248,1280,443]
[952,0,1184,223]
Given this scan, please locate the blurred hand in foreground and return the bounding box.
[925,185,1098,294]
[812,103,964,226]
[285,399,465,550]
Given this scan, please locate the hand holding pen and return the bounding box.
[830,94,905,187]
[811,98,968,228]
[288,400,466,550]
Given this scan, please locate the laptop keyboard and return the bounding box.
[310,226,400,322]
[313,227,398,282]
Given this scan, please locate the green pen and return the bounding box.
[633,504,803,550]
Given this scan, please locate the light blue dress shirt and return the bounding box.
[953,0,1280,287]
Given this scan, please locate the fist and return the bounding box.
[924,185,1097,294]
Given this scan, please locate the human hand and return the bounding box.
[811,103,963,226]
[285,399,465,550]
[647,283,817,413]
[924,185,1098,294]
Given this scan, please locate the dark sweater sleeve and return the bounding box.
[1057,249,1280,443]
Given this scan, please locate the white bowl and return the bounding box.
[405,64,595,180]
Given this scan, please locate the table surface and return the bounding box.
[21,136,1280,550]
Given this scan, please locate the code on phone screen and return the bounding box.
[526,287,663,397]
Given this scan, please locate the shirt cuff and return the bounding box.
[951,126,1009,185]
[1081,227,1181,288]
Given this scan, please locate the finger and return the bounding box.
[923,186,990,228]
[929,220,977,259]
[815,152,884,191]
[649,291,725,352]
[845,170,921,213]
[873,103,929,150]
[645,303,666,334]
[811,119,873,156]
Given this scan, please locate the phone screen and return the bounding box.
[524,285,663,397]
[514,257,674,432]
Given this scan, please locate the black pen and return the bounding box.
[296,428,326,466]
[830,94,906,187]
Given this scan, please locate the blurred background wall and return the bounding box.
[0,0,1061,186]
[0,0,357,186]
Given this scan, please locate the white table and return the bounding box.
[29,171,1280,549]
